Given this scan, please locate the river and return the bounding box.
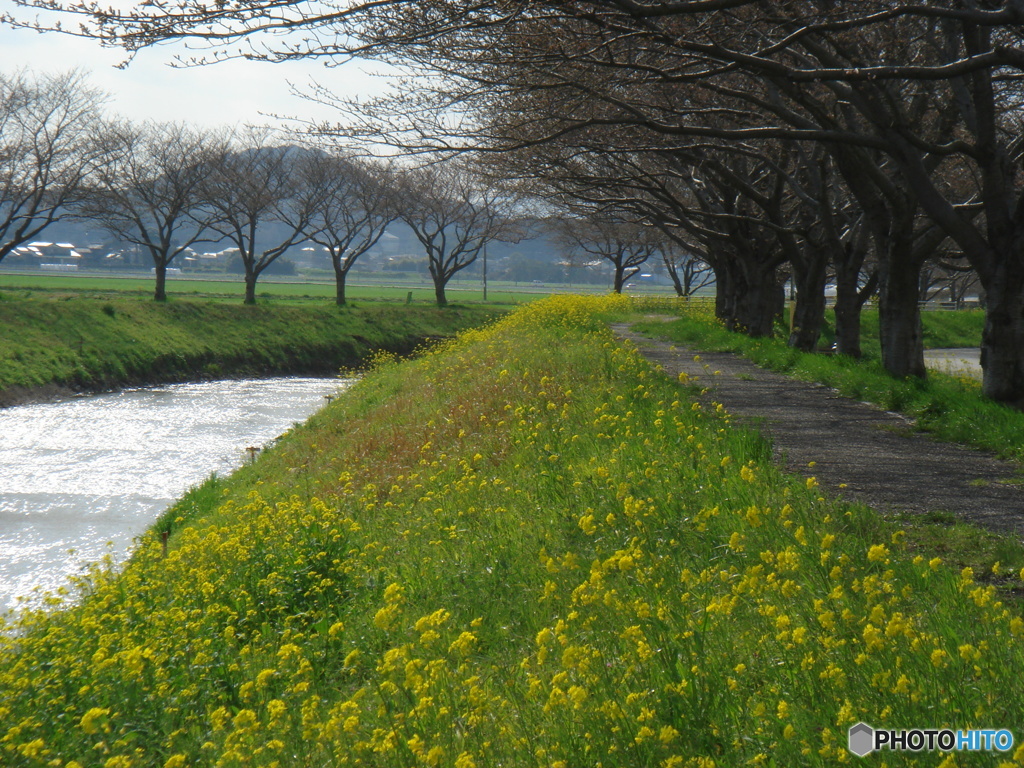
[0,377,350,615]
[923,348,982,379]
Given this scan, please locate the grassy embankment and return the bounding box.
[832,306,986,352]
[2,295,1023,767]
[0,294,502,405]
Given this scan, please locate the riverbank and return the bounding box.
[2,295,1022,766]
[0,296,503,407]
[0,377,345,614]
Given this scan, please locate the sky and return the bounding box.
[1,13,383,130]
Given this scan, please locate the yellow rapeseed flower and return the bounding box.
[659,725,680,744]
[80,707,110,735]
[256,668,276,688]
[959,643,981,663]
[867,544,889,563]
[449,631,477,657]
[578,513,597,535]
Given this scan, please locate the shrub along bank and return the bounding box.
[1,294,1022,767]
[0,296,501,406]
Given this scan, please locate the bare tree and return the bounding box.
[299,151,397,306]
[201,129,315,305]
[920,255,981,308]
[554,213,657,294]
[0,69,108,265]
[398,160,518,306]
[81,121,226,301]
[658,237,713,299]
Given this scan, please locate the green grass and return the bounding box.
[895,509,1024,584]
[772,307,983,354]
[1,294,1023,767]
[919,309,986,349]
[0,294,504,403]
[0,271,549,305]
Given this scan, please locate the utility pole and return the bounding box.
[482,244,488,301]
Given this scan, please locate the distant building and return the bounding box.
[378,232,401,255]
[12,242,83,269]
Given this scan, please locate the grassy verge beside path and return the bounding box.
[627,301,1023,463]
[624,298,1024,607]
[0,295,502,406]
[2,295,1023,766]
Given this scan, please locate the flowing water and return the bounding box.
[923,348,982,379]
[0,377,351,614]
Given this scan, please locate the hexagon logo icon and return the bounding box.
[849,722,874,757]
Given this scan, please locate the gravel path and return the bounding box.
[613,324,1024,536]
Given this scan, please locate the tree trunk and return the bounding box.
[335,267,348,306]
[433,276,448,307]
[787,257,827,352]
[665,260,685,297]
[877,244,925,378]
[717,254,781,338]
[727,266,781,337]
[713,261,734,326]
[613,265,626,294]
[833,258,872,359]
[979,262,1024,406]
[244,271,258,305]
[153,263,168,302]
[833,272,865,359]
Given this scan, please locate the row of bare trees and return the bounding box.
[12,3,1024,403]
[29,2,1024,400]
[342,0,1024,408]
[1,69,525,306]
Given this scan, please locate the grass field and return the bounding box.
[1,295,1022,767]
[0,271,564,306]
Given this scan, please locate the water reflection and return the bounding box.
[0,377,350,613]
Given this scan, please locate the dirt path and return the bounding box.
[613,324,1024,536]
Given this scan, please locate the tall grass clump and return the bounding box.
[1,294,1022,767]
